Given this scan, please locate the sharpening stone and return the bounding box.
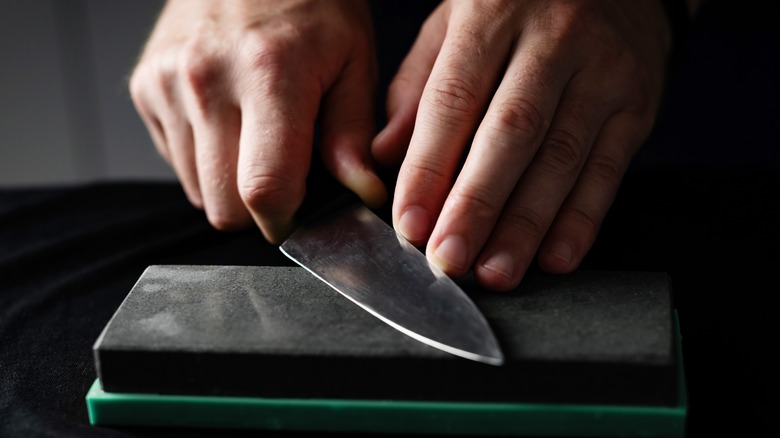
[89,265,686,436]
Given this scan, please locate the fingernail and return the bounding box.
[345,169,387,208]
[398,206,430,243]
[434,235,468,272]
[549,241,573,265]
[481,252,514,280]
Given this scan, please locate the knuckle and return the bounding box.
[450,185,501,221]
[562,205,601,238]
[425,75,482,124]
[236,29,301,96]
[586,152,625,187]
[239,28,294,73]
[599,57,658,122]
[505,206,547,238]
[538,1,583,42]
[178,40,222,112]
[539,128,586,176]
[130,59,177,107]
[405,156,451,189]
[238,173,299,216]
[489,98,546,141]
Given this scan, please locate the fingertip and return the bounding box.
[342,168,387,209]
[396,205,431,245]
[182,185,204,210]
[205,208,253,232]
[238,173,306,245]
[257,217,297,246]
[539,240,580,274]
[428,235,469,278]
[475,253,523,292]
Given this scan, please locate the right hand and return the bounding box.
[129,0,386,243]
[372,0,672,291]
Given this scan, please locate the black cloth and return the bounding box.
[2,1,779,436]
[2,169,779,438]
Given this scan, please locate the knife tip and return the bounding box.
[472,351,505,367]
[436,343,505,366]
[484,355,505,367]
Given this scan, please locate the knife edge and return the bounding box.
[280,244,504,366]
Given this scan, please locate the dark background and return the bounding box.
[2,1,779,437]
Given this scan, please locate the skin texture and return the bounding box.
[130,0,386,243]
[373,0,671,291]
[131,0,672,291]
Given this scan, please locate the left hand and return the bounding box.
[372,0,672,291]
[129,0,385,243]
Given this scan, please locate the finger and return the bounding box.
[144,116,171,165]
[158,109,202,209]
[131,97,171,165]
[176,45,252,230]
[236,76,319,244]
[424,34,575,277]
[393,4,515,246]
[320,50,386,208]
[130,63,202,208]
[473,83,614,291]
[186,99,252,230]
[129,69,172,165]
[537,112,646,274]
[371,3,446,167]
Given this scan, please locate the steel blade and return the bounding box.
[280,203,504,365]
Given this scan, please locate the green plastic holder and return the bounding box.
[88,380,687,437]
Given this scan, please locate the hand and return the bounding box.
[130,0,386,243]
[372,0,672,291]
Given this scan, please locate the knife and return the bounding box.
[279,163,504,366]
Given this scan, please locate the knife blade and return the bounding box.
[280,176,504,366]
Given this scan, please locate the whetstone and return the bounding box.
[93,266,677,406]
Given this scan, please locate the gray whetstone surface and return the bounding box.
[94,266,677,406]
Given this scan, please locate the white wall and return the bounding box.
[0,0,174,186]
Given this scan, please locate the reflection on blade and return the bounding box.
[280,204,504,366]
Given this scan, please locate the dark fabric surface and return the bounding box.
[1,168,779,438]
[2,0,779,437]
